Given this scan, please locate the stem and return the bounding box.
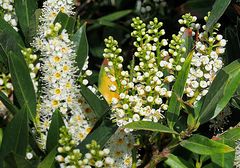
[132,147,137,168]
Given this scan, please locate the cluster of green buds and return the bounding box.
[56,126,114,168]
[45,22,62,38]
[21,48,40,91]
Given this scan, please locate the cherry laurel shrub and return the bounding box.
[0,0,240,168]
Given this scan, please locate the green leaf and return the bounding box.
[181,28,194,59]
[77,119,117,154]
[180,134,234,155]
[0,107,28,166]
[206,0,231,32]
[8,52,36,120]
[80,84,109,119]
[0,91,18,115]
[0,128,2,148]
[97,10,132,22]
[24,9,42,44]
[211,139,235,168]
[219,127,240,141]
[165,154,193,168]
[38,147,57,168]
[72,23,88,70]
[46,110,64,153]
[3,152,33,168]
[167,51,194,128]
[54,12,76,34]
[0,18,24,46]
[15,0,37,40]
[199,59,240,124]
[0,32,24,69]
[124,121,178,134]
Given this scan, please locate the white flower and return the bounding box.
[200,81,208,88]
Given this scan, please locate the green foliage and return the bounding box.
[199,59,240,124]
[80,84,109,119]
[124,121,178,134]
[72,23,89,71]
[15,0,37,43]
[167,51,194,128]
[54,12,76,34]
[206,0,231,32]
[4,152,33,168]
[0,107,28,166]
[37,147,57,168]
[8,52,36,120]
[46,110,64,153]
[180,134,234,155]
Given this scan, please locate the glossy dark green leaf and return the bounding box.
[199,59,240,124]
[167,51,194,128]
[0,32,23,69]
[3,152,33,168]
[38,147,57,168]
[46,110,64,153]
[54,12,76,34]
[0,128,2,148]
[124,121,178,134]
[0,107,28,166]
[77,119,117,154]
[8,52,36,120]
[72,23,88,70]
[15,0,37,40]
[180,134,234,155]
[0,18,24,46]
[80,84,109,119]
[211,139,235,168]
[206,0,231,32]
[24,9,42,44]
[165,154,193,168]
[0,91,18,115]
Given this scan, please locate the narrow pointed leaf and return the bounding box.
[199,59,240,124]
[8,52,36,120]
[0,107,28,166]
[46,110,64,153]
[72,23,88,70]
[97,10,132,22]
[206,0,231,32]
[77,119,117,154]
[124,121,178,134]
[38,147,57,168]
[165,154,192,168]
[15,0,37,40]
[80,84,109,119]
[167,51,194,128]
[180,134,234,155]
[0,18,24,46]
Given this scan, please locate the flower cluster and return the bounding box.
[104,128,137,168]
[56,126,115,168]
[103,17,174,128]
[182,13,224,103]
[0,0,18,31]
[0,73,12,114]
[33,0,96,149]
[235,140,240,168]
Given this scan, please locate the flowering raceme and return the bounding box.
[33,0,96,149]
[102,13,225,128]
